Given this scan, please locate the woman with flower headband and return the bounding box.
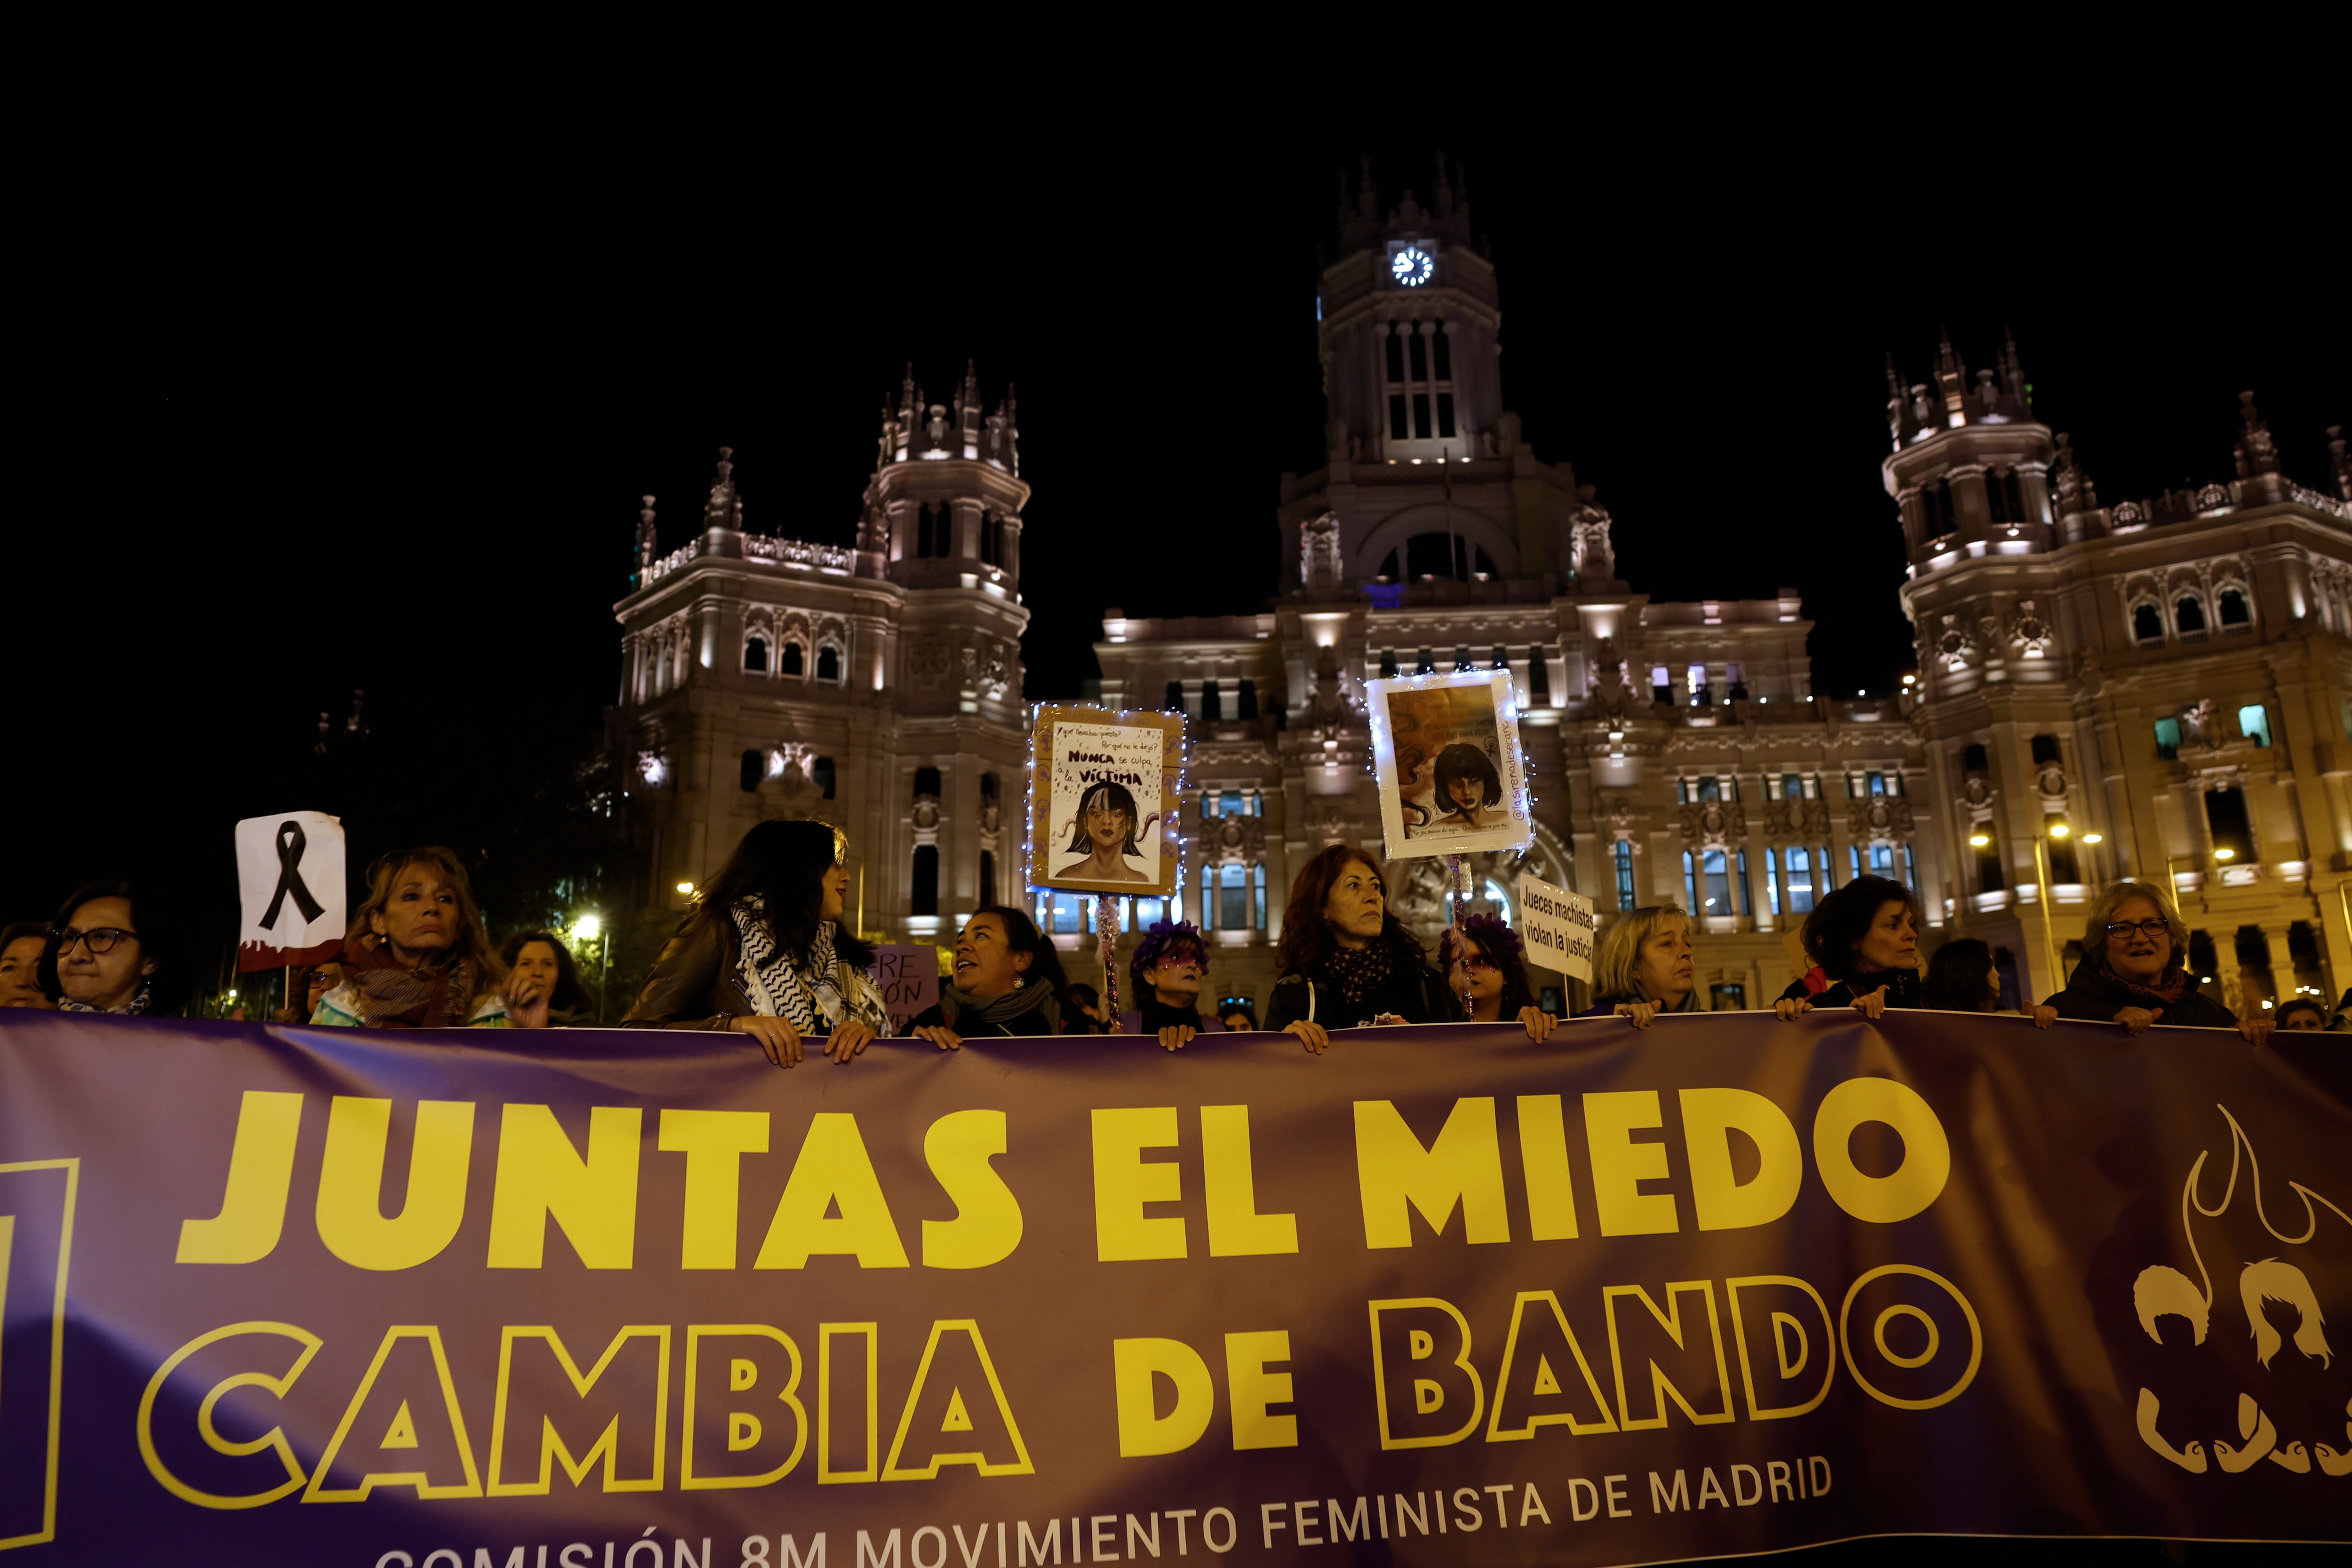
[1119,919,1227,1051]
[624,820,890,1067]
[1439,913,1558,1041]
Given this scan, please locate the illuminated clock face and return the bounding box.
[1391,245,1434,287]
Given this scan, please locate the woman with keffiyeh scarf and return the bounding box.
[623,820,889,1067]
[2043,881,2272,1044]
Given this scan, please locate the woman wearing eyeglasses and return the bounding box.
[2044,882,2271,1043]
[1440,913,1558,1041]
[39,879,190,1015]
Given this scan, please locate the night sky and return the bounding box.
[11,105,2344,960]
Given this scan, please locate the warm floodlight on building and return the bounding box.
[2082,833,2104,844]
[2214,849,2235,861]
[1969,834,1991,847]
[677,881,697,894]
[573,915,602,941]
[2049,822,2070,838]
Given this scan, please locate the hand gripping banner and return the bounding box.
[0,1010,2346,1564]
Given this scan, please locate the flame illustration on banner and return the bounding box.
[2131,1105,2352,1477]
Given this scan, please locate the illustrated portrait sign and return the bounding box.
[1028,706,1184,895]
[1367,669,1532,860]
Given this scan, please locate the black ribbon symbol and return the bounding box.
[261,820,326,930]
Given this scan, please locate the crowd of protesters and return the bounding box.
[3,820,2335,1061]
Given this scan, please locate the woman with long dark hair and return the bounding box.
[1057,780,1151,883]
[1439,913,1557,1041]
[904,904,1070,1046]
[499,930,592,1028]
[1263,844,1459,1051]
[624,820,888,1067]
[1922,938,2001,1012]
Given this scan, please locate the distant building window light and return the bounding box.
[2238,704,2272,748]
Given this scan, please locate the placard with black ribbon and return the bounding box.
[233,809,346,972]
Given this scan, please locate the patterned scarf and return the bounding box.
[730,899,889,1036]
[58,980,152,1016]
[942,977,1060,1032]
[2097,959,2192,1005]
[339,940,479,1029]
[1321,940,1398,1006]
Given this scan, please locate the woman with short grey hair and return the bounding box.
[2043,879,2269,1043]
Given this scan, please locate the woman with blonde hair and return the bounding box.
[1579,904,1700,1028]
[311,847,511,1028]
[2043,880,2270,1043]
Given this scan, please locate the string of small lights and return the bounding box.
[1021,700,1191,1029]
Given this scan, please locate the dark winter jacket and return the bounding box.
[2042,964,2240,1029]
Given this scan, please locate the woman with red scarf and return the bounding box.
[2044,881,2271,1043]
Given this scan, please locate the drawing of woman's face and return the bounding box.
[1447,774,1481,809]
[1085,799,1133,852]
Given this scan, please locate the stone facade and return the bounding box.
[608,165,2352,1023]
[610,368,1032,958]
[1892,343,2352,1012]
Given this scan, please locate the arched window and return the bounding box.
[1415,648,1436,675]
[781,641,806,677]
[1164,680,1184,711]
[1454,646,1473,671]
[2175,597,2207,635]
[744,637,769,673]
[2132,604,2164,643]
[817,645,842,682]
[911,846,939,915]
[739,750,763,792]
[2218,588,2250,626]
[1379,649,1398,677]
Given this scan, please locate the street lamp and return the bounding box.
[571,913,610,1024]
[2030,820,2070,998]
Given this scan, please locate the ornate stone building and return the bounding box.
[1893,343,2352,1011]
[609,367,1031,955]
[608,167,2352,1021]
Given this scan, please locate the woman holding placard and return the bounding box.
[623,820,889,1066]
[1264,844,1460,1050]
[1440,913,1557,1041]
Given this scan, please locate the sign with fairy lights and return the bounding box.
[1366,669,1533,861]
[1026,706,1184,896]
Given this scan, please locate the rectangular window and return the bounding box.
[1253,864,1267,929]
[1849,845,1863,882]
[1530,646,1552,706]
[1389,394,1408,440]
[1974,834,2004,893]
[1784,846,1816,914]
[1436,393,1457,438]
[1218,790,1243,818]
[1818,844,1837,891]
[1408,331,1428,381]
[1385,333,1405,382]
[1868,772,1887,796]
[1699,850,1732,916]
[1869,844,1894,876]
[2047,828,2080,884]
[1199,865,1216,929]
[911,845,939,916]
[2204,788,2256,862]
[1736,849,1753,915]
[1697,777,1721,803]
[2154,717,2182,762]
[1615,840,1636,910]
[1379,648,1398,676]
[1710,983,1747,1012]
[1901,844,1916,891]
[1134,896,1167,930]
[1413,394,1431,438]
[1432,326,1452,379]
[1765,848,1781,915]
[1219,864,1249,931]
[2238,704,2273,748]
[1683,851,1700,914]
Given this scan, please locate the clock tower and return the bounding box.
[1314,156,1504,468]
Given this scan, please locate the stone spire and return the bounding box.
[703,447,742,533]
[1998,325,2028,408]
[1934,328,1967,428]
[1886,353,1919,449]
[2329,425,2350,502]
[2051,434,2097,516]
[2233,390,2281,476]
[635,494,658,574]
